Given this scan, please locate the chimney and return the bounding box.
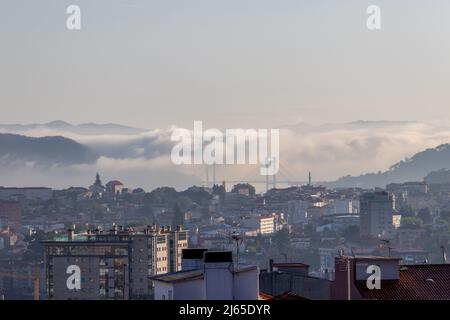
[269,259,274,272]
[331,256,357,300]
[67,229,74,241]
[182,248,208,271]
[203,251,234,300]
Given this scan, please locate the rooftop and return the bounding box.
[151,269,204,283]
[356,264,450,300]
[352,255,402,261]
[151,265,257,284]
[260,291,310,300]
[273,262,310,268]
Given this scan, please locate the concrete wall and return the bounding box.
[153,281,174,300]
[205,262,233,300]
[52,256,100,300]
[154,279,205,300]
[233,268,259,300]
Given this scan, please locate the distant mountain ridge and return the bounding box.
[327,144,450,188]
[0,133,97,166]
[0,120,146,135]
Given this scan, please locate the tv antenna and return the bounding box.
[229,230,244,270]
[381,239,394,257]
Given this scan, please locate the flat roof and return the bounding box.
[273,262,309,268]
[151,269,204,283]
[42,240,131,245]
[353,256,402,261]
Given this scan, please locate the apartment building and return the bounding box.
[359,191,396,238]
[43,225,188,300]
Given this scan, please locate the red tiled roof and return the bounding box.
[272,291,310,300]
[356,264,450,300]
[259,292,273,300]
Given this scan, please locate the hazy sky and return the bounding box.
[1,0,450,130]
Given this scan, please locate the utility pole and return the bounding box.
[231,232,241,270]
[347,257,351,300]
[441,246,447,264]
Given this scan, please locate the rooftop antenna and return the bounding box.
[381,239,393,257]
[231,231,243,270]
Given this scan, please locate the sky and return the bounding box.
[1,1,450,191]
[1,0,450,130]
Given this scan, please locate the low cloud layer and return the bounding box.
[1,121,450,191]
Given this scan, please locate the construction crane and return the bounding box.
[0,268,40,300]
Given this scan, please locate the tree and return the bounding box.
[418,208,432,224]
[145,187,178,206]
[342,225,360,242]
[398,205,414,217]
[231,183,256,197]
[440,210,450,222]
[401,216,423,227]
[176,196,193,211]
[172,202,185,227]
[303,223,317,236]
[273,228,290,252]
[212,184,226,201]
[181,187,211,206]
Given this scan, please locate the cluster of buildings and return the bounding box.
[1,173,450,300]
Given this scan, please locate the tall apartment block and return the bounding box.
[360,191,396,238]
[43,225,188,300]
